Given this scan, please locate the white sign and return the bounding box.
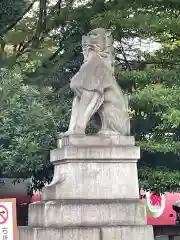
[0,199,17,240]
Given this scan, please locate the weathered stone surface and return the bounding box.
[42,161,139,200]
[50,145,140,163]
[18,225,154,240]
[102,225,154,240]
[57,135,135,148]
[63,28,130,137]
[18,227,100,240]
[28,199,146,227]
[18,28,154,240]
[43,135,140,200]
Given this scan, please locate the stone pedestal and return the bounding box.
[18,135,154,240]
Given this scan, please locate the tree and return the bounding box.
[1,0,180,192]
[91,0,180,192]
[0,0,35,36]
[0,67,63,190]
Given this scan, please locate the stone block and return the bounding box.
[50,145,140,163]
[18,225,154,240]
[18,226,100,240]
[18,134,155,240]
[53,135,139,163]
[28,199,146,227]
[43,135,140,200]
[57,135,135,148]
[102,225,154,240]
[42,161,139,200]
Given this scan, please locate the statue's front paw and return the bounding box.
[58,131,72,138]
[72,125,86,135]
[97,129,117,136]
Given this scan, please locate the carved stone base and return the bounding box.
[28,199,146,227]
[18,135,154,240]
[57,134,135,148]
[42,135,140,200]
[18,225,154,240]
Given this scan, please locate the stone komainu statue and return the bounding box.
[64,28,130,136]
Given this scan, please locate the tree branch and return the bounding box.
[32,0,47,48]
[116,56,180,67]
[42,46,62,68]
[0,37,6,59]
[56,0,62,15]
[16,39,33,57]
[0,0,36,36]
[117,41,132,70]
[16,0,63,58]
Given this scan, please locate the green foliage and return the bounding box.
[139,166,180,193]
[1,0,180,192]
[0,0,35,35]
[0,67,62,190]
